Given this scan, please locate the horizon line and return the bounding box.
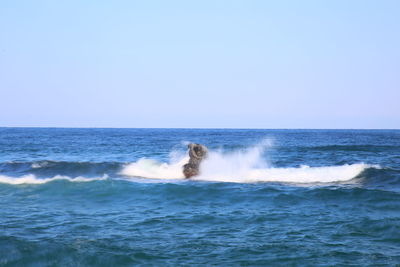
[0,126,399,130]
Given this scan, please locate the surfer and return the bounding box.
[183,143,208,178]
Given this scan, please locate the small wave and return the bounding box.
[120,141,379,184]
[0,174,108,185]
[0,160,121,178]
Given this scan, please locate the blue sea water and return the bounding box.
[0,128,399,266]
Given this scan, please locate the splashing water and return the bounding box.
[120,140,377,183]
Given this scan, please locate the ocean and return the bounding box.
[0,128,399,266]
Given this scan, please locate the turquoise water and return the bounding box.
[0,128,399,266]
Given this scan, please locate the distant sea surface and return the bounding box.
[0,128,399,266]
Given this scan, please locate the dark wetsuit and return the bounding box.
[183,143,208,178]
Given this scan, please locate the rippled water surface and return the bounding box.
[0,128,399,266]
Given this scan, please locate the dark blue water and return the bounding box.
[0,128,399,266]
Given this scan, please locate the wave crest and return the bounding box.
[0,174,108,185]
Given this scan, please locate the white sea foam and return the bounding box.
[120,157,188,179]
[31,161,50,169]
[120,140,377,184]
[0,174,108,185]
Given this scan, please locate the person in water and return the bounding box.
[183,143,208,178]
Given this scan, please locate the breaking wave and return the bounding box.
[0,174,108,185]
[121,141,379,183]
[0,141,381,185]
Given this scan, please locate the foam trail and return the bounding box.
[121,140,378,184]
[0,174,108,185]
[195,163,373,183]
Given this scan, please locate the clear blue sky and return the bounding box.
[1,0,399,128]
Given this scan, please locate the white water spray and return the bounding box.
[120,140,377,183]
